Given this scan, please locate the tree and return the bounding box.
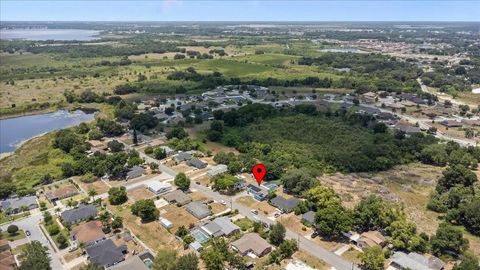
[315,205,352,237]
[56,234,68,249]
[175,253,199,270]
[153,147,167,160]
[453,253,480,270]
[7,224,18,235]
[111,216,123,229]
[437,165,477,192]
[133,129,139,145]
[431,223,469,257]
[460,198,480,235]
[174,173,191,191]
[153,249,177,270]
[149,162,159,172]
[358,246,385,270]
[166,127,188,139]
[107,140,124,152]
[43,211,53,224]
[386,220,426,252]
[269,223,286,246]
[211,174,238,193]
[108,187,128,205]
[19,241,51,270]
[420,144,448,166]
[280,169,317,195]
[304,185,341,211]
[175,226,189,238]
[353,195,398,232]
[131,199,159,222]
[88,189,97,202]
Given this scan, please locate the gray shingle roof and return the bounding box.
[201,216,239,237]
[61,204,98,224]
[163,190,192,206]
[111,255,148,270]
[0,196,37,212]
[186,202,211,219]
[270,196,301,212]
[187,158,207,169]
[302,211,316,225]
[391,251,445,270]
[86,239,126,268]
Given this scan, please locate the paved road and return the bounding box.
[1,211,64,270]
[190,182,358,270]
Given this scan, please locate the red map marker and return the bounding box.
[252,164,266,186]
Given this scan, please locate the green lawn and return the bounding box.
[0,230,27,241]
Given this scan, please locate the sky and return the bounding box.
[1,1,479,22]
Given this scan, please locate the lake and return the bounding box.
[0,29,100,41]
[0,110,96,154]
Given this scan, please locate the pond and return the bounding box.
[0,29,100,41]
[0,110,96,154]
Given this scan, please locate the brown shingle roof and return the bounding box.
[231,233,272,257]
[71,221,105,244]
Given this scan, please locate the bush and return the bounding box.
[56,234,68,249]
[7,225,18,235]
[47,224,60,236]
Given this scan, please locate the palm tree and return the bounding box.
[88,189,97,202]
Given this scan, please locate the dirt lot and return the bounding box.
[128,188,156,202]
[236,196,277,216]
[190,191,208,202]
[293,250,331,270]
[108,204,184,252]
[172,164,193,173]
[75,179,110,195]
[62,249,83,263]
[187,167,209,179]
[210,202,228,215]
[192,175,211,187]
[161,204,199,232]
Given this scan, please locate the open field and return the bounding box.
[128,188,156,202]
[161,204,198,232]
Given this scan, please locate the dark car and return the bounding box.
[25,230,31,236]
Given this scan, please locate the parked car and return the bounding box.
[220,200,226,205]
[25,230,31,236]
[251,209,258,215]
[196,181,200,185]
[274,213,280,218]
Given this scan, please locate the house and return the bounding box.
[234,179,247,190]
[159,145,175,156]
[159,217,173,229]
[395,123,421,135]
[357,231,386,249]
[461,119,480,127]
[200,216,240,237]
[0,240,15,270]
[441,120,462,128]
[144,181,172,194]
[85,239,127,268]
[174,151,193,162]
[187,158,208,169]
[302,211,316,226]
[270,196,301,213]
[70,221,106,247]
[111,255,149,270]
[0,195,38,214]
[45,185,78,202]
[126,166,146,180]
[153,112,169,121]
[246,184,268,201]
[207,164,228,177]
[357,106,381,116]
[389,251,445,270]
[163,190,192,206]
[186,202,211,219]
[61,204,98,224]
[231,233,272,257]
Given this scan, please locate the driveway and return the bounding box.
[1,211,64,269]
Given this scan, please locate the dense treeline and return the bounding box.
[425,141,480,236]
[299,53,422,93]
[208,103,437,177]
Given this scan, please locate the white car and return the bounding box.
[220,200,226,205]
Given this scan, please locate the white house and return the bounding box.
[159,217,173,229]
[144,181,172,194]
